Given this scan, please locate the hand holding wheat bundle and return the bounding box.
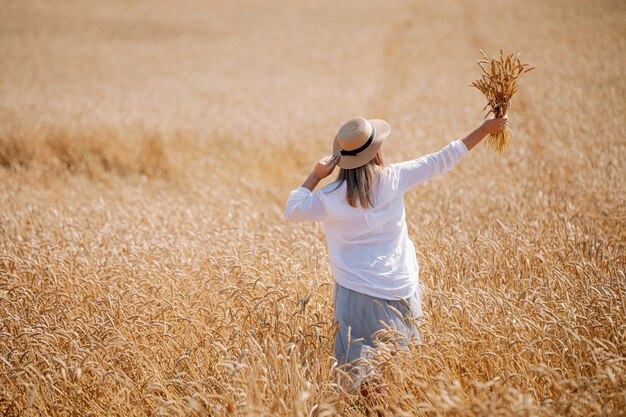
[470,49,534,153]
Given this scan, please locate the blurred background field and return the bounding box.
[1,0,624,415]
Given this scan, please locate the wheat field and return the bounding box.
[1,0,625,415]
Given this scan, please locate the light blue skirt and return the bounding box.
[333,282,423,390]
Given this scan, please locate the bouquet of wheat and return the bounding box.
[470,49,534,153]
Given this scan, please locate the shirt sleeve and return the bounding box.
[393,139,469,192]
[283,187,328,222]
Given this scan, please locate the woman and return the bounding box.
[283,115,508,391]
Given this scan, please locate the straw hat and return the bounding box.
[333,117,391,169]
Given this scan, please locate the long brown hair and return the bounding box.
[335,151,385,208]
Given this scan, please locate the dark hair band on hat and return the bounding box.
[340,125,376,156]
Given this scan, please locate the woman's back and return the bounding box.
[316,165,419,300]
[284,139,470,300]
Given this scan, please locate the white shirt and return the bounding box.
[284,139,469,301]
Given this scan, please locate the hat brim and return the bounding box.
[333,119,391,169]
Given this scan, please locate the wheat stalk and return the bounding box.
[470,49,534,153]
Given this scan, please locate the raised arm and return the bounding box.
[394,117,508,192]
[461,116,508,150]
[283,153,340,222]
[300,153,340,191]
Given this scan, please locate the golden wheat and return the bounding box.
[1,0,624,416]
[470,49,534,153]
